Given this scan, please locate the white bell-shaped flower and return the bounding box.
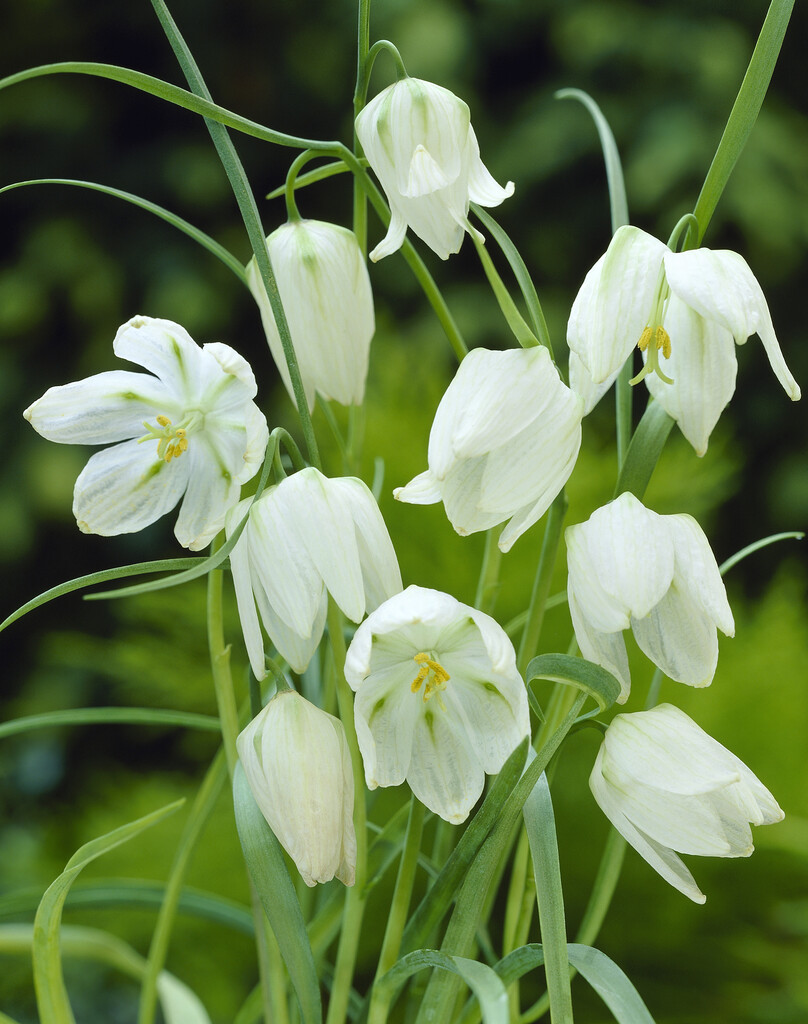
[238,690,357,887]
[226,468,402,676]
[566,492,734,702]
[246,219,375,412]
[355,76,514,261]
[395,347,583,552]
[568,225,801,454]
[24,315,268,550]
[590,704,784,903]
[344,584,530,824]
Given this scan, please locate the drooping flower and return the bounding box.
[23,315,268,550]
[237,690,356,887]
[246,219,375,411]
[355,76,514,261]
[226,468,402,676]
[590,704,784,903]
[566,492,734,702]
[394,346,583,552]
[344,585,530,823]
[567,225,801,454]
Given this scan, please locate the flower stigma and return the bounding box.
[411,652,450,711]
[139,412,202,462]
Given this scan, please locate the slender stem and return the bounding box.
[207,552,239,775]
[325,600,368,1024]
[517,492,568,677]
[503,830,531,1021]
[474,528,503,615]
[576,829,626,947]
[367,797,426,1024]
[352,0,371,251]
[615,362,632,472]
[285,150,320,221]
[470,230,540,349]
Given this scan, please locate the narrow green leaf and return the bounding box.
[525,654,621,714]
[692,0,795,242]
[613,400,674,500]
[0,558,206,633]
[0,180,246,283]
[401,737,528,954]
[0,880,253,934]
[32,801,184,1024]
[471,205,552,351]
[555,89,629,232]
[522,773,572,1023]
[375,950,508,1024]
[0,62,329,151]
[233,764,322,1024]
[266,159,357,199]
[719,531,803,575]
[0,708,220,741]
[567,943,656,1024]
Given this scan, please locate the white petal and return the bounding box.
[645,296,737,456]
[407,703,486,823]
[369,210,409,262]
[24,370,177,445]
[253,582,327,675]
[173,436,243,551]
[440,456,505,536]
[631,580,719,687]
[353,661,418,789]
[568,351,621,416]
[465,126,514,207]
[667,514,735,636]
[226,500,267,680]
[590,750,706,903]
[203,341,259,395]
[72,437,190,538]
[664,248,800,401]
[113,316,220,401]
[568,578,631,702]
[440,671,527,775]
[567,227,668,384]
[394,469,443,505]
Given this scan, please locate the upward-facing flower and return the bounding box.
[344,585,530,823]
[227,468,402,676]
[567,225,801,454]
[566,492,734,701]
[23,315,268,550]
[355,76,514,261]
[395,347,583,552]
[590,704,784,903]
[246,219,375,411]
[238,690,356,887]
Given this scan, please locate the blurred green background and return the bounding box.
[1,0,807,1021]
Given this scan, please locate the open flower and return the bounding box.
[344,585,530,823]
[238,690,356,887]
[23,315,268,550]
[568,225,801,454]
[355,76,514,261]
[566,492,734,701]
[394,347,583,552]
[590,704,784,903]
[227,468,402,676]
[246,220,374,411]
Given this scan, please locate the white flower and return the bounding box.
[237,690,356,887]
[355,76,514,261]
[344,585,530,824]
[394,347,583,552]
[568,225,801,454]
[23,315,268,550]
[590,704,784,903]
[246,220,374,411]
[566,492,734,702]
[227,468,402,676]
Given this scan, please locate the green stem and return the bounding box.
[352,0,371,251]
[517,492,568,677]
[503,830,531,1021]
[207,554,239,776]
[325,601,368,1024]
[474,528,503,615]
[367,797,426,1024]
[615,363,632,472]
[470,230,540,349]
[285,150,320,221]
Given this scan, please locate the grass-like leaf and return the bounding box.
[0,707,220,741]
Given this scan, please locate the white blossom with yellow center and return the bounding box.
[567,225,801,454]
[344,585,530,824]
[24,315,268,550]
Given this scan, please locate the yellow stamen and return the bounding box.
[411,652,450,712]
[629,323,674,386]
[139,417,192,462]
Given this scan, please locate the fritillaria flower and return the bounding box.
[344,585,530,823]
[238,690,356,887]
[567,225,801,453]
[590,704,784,903]
[566,492,734,701]
[227,468,402,676]
[23,315,268,550]
[355,76,514,261]
[394,346,583,552]
[246,220,374,411]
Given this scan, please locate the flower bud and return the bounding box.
[247,220,374,411]
[237,691,357,887]
[590,704,784,903]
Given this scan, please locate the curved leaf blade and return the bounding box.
[0,707,220,741]
[525,654,621,714]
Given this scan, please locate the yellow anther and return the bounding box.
[156,414,171,427]
[411,652,450,711]
[656,326,671,359]
[630,322,674,387]
[139,415,192,462]
[637,326,653,352]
